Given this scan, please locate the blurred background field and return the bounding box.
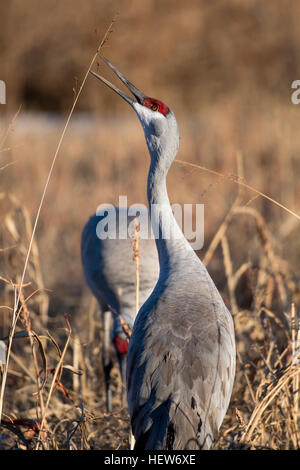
[0,0,300,449]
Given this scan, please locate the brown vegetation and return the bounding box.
[0,0,299,450]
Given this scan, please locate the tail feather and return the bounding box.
[133,396,172,450]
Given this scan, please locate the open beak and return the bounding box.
[90,56,146,106]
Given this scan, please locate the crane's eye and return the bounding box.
[142,97,169,115]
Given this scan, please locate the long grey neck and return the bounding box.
[147,158,194,277]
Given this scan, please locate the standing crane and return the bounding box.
[90,57,236,449]
[81,208,159,412]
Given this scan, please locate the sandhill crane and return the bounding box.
[90,57,236,449]
[81,208,159,411]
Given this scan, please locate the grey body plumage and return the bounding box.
[89,57,236,449]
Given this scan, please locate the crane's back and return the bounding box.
[81,207,159,329]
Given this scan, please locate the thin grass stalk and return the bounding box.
[35,315,72,449]
[72,333,80,393]
[132,217,140,316]
[175,159,300,221]
[221,234,238,316]
[203,197,240,267]
[203,151,244,266]
[18,291,46,436]
[77,336,87,397]
[0,105,22,150]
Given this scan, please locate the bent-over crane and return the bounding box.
[81,208,159,411]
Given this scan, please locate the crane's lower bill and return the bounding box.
[90,57,146,106]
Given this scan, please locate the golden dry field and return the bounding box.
[0,0,300,450]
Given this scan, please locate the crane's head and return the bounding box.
[90,57,179,167]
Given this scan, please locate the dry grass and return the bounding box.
[0,1,300,449]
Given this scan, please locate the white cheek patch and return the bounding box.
[133,102,166,138]
[133,103,153,125]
